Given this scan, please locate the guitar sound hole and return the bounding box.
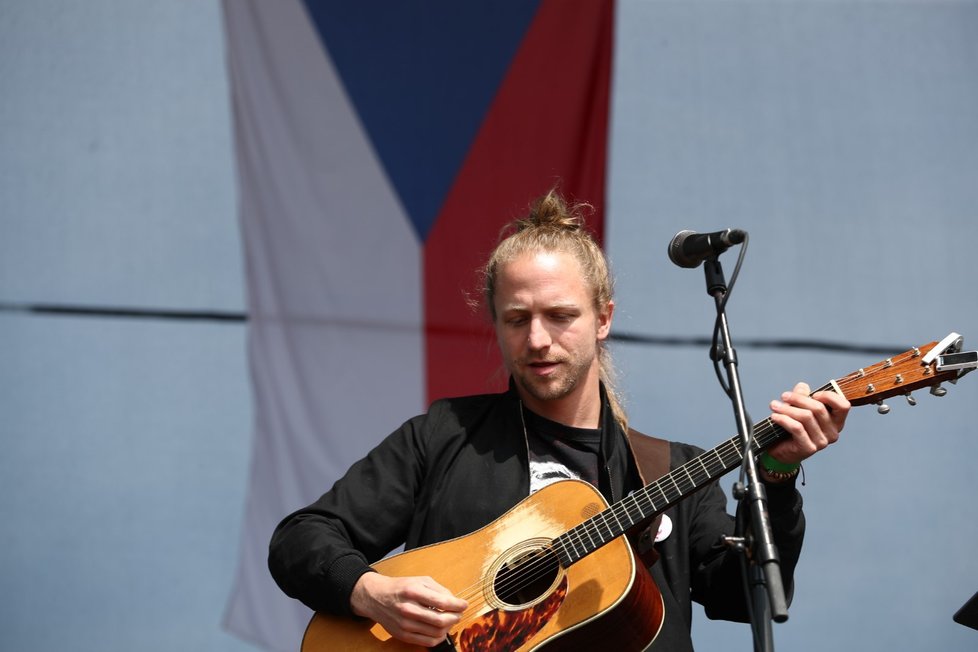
[493,547,561,608]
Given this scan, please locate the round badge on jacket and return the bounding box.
[654,514,673,542]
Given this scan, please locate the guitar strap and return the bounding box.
[625,428,670,568]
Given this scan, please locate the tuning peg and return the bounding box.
[905,393,917,406]
[930,384,947,397]
[876,401,891,415]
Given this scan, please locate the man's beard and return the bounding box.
[513,351,596,404]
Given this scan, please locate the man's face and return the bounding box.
[492,249,613,410]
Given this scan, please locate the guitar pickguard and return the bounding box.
[455,576,568,651]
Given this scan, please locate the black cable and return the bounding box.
[0,301,246,322]
[0,301,909,356]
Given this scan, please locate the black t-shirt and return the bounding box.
[522,406,601,494]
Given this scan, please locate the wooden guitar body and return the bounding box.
[301,479,664,652]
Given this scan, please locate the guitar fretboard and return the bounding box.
[552,382,833,567]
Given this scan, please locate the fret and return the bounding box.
[554,536,573,567]
[594,513,614,542]
[696,456,712,479]
[582,523,598,549]
[711,448,725,470]
[666,473,683,499]
[608,503,625,532]
[624,498,640,523]
[566,530,585,560]
[634,493,656,523]
[654,481,670,505]
[610,498,628,528]
[607,503,627,532]
[574,525,592,553]
[622,494,644,525]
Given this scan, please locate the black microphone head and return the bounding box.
[667,228,746,268]
[667,230,699,268]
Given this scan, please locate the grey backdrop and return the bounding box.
[1,1,976,651]
[609,3,978,650]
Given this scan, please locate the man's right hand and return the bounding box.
[350,572,468,647]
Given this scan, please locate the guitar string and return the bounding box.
[451,423,820,628]
[455,436,843,619]
[446,349,929,624]
[446,419,786,614]
[446,441,748,623]
[463,404,812,610]
[456,370,879,613]
[447,404,809,613]
[450,401,843,624]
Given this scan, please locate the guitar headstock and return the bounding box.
[834,333,977,413]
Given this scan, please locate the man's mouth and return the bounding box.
[527,360,561,376]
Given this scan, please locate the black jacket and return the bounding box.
[268,386,804,650]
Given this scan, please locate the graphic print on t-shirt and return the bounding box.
[528,459,581,494]
[523,407,601,495]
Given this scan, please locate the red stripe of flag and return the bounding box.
[423,0,614,403]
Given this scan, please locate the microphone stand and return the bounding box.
[702,255,788,652]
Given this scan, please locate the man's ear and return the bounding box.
[596,300,614,340]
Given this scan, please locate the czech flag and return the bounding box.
[221,1,613,649]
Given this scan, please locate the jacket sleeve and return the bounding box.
[688,469,805,622]
[267,414,430,617]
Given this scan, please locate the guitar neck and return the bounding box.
[552,382,833,567]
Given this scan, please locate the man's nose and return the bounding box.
[527,318,551,350]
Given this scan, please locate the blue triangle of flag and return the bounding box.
[302,1,541,241]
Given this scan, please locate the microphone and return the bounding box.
[667,228,747,268]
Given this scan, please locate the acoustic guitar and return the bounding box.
[301,333,976,652]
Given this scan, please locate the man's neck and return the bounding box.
[517,380,602,429]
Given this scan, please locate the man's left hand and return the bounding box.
[764,381,850,472]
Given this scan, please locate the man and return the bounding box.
[268,190,850,650]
